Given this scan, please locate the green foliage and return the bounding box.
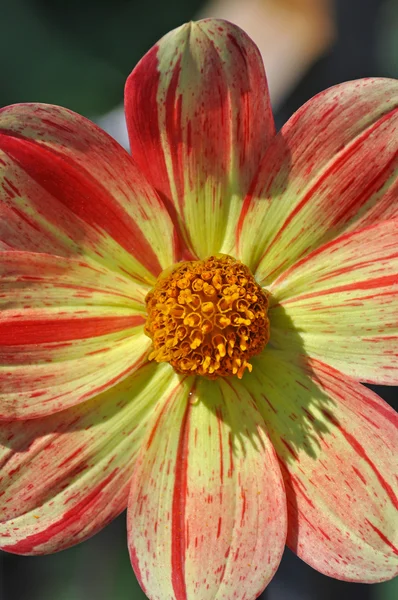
[1,0,203,115]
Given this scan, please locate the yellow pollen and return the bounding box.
[144,255,270,379]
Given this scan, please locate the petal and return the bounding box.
[0,251,150,418]
[236,78,398,284]
[245,350,398,582]
[0,362,175,555]
[0,103,179,282]
[127,376,286,600]
[269,219,398,384]
[125,18,275,259]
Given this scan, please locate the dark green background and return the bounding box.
[0,0,397,599]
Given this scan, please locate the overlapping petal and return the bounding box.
[126,18,275,259]
[128,377,286,600]
[0,103,179,282]
[235,78,398,284]
[0,251,150,418]
[0,362,176,555]
[269,219,398,384]
[243,349,398,582]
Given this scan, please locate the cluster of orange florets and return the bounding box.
[144,255,270,379]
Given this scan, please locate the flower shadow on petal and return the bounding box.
[193,300,340,552]
[194,299,336,461]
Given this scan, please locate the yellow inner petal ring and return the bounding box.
[144,255,270,379]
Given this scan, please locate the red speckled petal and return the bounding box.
[269,219,398,384]
[0,251,150,419]
[245,349,398,582]
[236,78,398,284]
[125,18,274,260]
[0,103,179,283]
[0,362,176,555]
[127,377,286,600]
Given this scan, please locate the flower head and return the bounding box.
[0,18,397,600]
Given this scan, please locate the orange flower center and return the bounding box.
[144,255,270,379]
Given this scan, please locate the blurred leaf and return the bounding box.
[1,0,203,115]
[376,577,398,600]
[376,0,398,77]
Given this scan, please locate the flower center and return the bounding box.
[144,255,270,379]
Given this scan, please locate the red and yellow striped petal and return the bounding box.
[269,220,398,384]
[236,78,398,284]
[0,103,178,283]
[0,251,150,418]
[128,376,287,600]
[0,362,175,555]
[125,18,275,259]
[244,350,398,582]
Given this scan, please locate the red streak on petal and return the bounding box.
[129,543,147,594]
[318,528,331,541]
[165,57,184,213]
[261,110,397,261]
[217,516,222,539]
[171,402,191,600]
[322,410,398,510]
[4,470,117,554]
[240,489,247,526]
[228,432,234,478]
[281,438,299,461]
[0,315,144,345]
[352,466,367,485]
[282,274,398,305]
[58,447,84,468]
[0,132,162,276]
[126,45,172,201]
[365,519,398,555]
[216,407,224,484]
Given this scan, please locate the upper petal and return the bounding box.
[0,362,175,555]
[127,376,286,600]
[0,103,179,282]
[269,219,398,384]
[235,78,398,284]
[244,349,398,582]
[125,18,275,259]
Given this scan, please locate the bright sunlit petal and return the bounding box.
[126,18,275,259]
[0,103,178,282]
[0,251,150,418]
[269,219,398,384]
[244,349,398,582]
[235,78,398,283]
[0,363,175,555]
[128,376,286,600]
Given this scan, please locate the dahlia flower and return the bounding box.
[0,18,397,600]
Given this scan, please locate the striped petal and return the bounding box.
[0,251,150,419]
[269,219,398,384]
[128,376,286,600]
[236,78,398,284]
[0,362,175,555]
[244,349,398,582]
[125,18,275,259]
[0,103,178,283]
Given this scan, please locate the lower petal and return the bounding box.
[245,349,398,582]
[0,362,176,555]
[127,376,287,600]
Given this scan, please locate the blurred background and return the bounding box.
[0,0,397,599]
